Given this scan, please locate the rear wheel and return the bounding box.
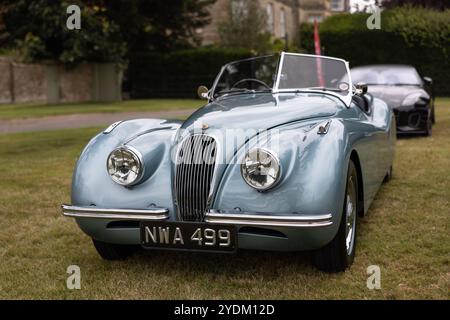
[313,160,358,273]
[425,118,432,136]
[92,239,139,260]
[431,106,436,124]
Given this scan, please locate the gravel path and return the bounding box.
[0,109,196,134]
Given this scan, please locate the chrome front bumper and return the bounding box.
[205,210,333,227]
[61,205,332,227]
[61,204,169,221]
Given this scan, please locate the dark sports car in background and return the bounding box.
[350,65,435,136]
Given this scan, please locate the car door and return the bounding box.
[351,95,391,209]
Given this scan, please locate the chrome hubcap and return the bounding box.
[345,176,356,255]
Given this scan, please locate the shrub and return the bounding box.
[128,47,254,98]
[299,7,450,95]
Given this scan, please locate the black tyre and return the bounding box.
[383,165,393,183]
[431,106,436,124]
[425,118,432,137]
[92,239,138,260]
[313,160,358,273]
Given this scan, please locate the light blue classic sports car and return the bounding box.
[62,52,396,272]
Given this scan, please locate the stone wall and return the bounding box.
[0,60,13,104]
[0,57,122,105]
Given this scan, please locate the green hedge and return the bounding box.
[299,7,450,95]
[128,48,254,98]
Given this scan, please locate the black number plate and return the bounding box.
[140,221,237,253]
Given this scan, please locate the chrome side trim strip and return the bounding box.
[61,204,169,221]
[205,211,333,227]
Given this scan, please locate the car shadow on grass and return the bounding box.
[396,133,429,139]
[107,215,374,278]
[130,248,315,277]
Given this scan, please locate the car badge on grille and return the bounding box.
[201,123,209,131]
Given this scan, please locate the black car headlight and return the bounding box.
[241,148,281,191]
[107,146,143,186]
[401,92,424,106]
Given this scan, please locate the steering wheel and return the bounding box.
[231,78,272,90]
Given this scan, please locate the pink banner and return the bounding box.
[314,20,325,87]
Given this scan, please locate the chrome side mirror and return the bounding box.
[197,86,209,100]
[355,82,368,96]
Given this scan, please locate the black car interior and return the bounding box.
[352,93,373,114]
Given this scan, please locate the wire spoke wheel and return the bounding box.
[313,160,359,272]
[345,176,357,255]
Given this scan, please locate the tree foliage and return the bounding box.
[0,0,215,64]
[384,6,450,50]
[0,0,125,64]
[299,6,450,95]
[218,0,272,54]
[129,47,254,98]
[102,0,215,53]
[382,0,450,10]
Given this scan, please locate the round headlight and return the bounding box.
[107,146,143,186]
[241,148,280,191]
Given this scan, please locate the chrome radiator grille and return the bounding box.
[175,135,217,221]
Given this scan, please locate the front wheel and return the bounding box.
[313,160,358,272]
[92,239,139,260]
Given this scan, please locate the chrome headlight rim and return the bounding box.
[240,148,281,192]
[106,145,144,186]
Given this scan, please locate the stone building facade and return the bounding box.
[299,0,349,24]
[198,0,350,45]
[199,0,299,45]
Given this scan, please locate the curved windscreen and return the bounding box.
[277,54,350,96]
[213,55,279,99]
[212,52,352,106]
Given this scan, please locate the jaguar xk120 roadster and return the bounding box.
[62,52,396,272]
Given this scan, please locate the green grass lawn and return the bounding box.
[0,99,203,120]
[0,98,449,299]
